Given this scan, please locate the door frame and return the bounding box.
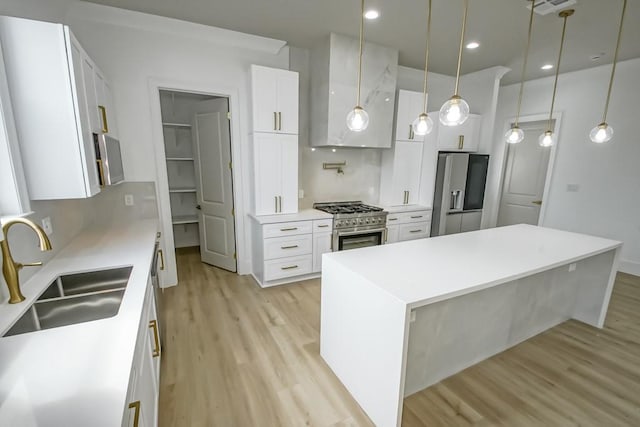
[148,77,247,287]
[496,112,563,227]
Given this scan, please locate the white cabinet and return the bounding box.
[394,90,426,142]
[94,69,119,138]
[435,113,482,152]
[253,133,298,215]
[380,141,424,206]
[0,16,119,200]
[385,210,432,244]
[313,218,333,273]
[251,65,299,134]
[444,211,482,235]
[123,278,161,427]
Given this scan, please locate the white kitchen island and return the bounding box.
[320,224,622,427]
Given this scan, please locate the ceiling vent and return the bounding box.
[528,0,577,16]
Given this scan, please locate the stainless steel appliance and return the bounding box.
[314,201,388,251]
[93,134,125,186]
[431,153,489,236]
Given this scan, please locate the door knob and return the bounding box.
[196,205,201,210]
[532,200,542,205]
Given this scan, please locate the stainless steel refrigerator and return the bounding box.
[431,153,490,236]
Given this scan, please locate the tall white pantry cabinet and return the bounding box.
[251,65,299,216]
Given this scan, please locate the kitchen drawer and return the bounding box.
[313,218,333,233]
[263,221,313,238]
[386,210,432,225]
[264,234,313,260]
[398,221,431,241]
[264,255,313,281]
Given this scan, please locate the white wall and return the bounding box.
[486,58,640,275]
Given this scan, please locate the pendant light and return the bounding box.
[346,0,369,132]
[590,0,627,144]
[539,9,574,147]
[504,1,535,144]
[439,0,471,127]
[412,0,434,136]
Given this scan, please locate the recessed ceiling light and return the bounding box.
[541,64,554,70]
[364,10,380,20]
[466,41,480,50]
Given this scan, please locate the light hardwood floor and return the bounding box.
[159,248,640,426]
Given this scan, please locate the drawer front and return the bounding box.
[387,210,432,225]
[264,255,313,281]
[398,221,431,241]
[263,221,313,238]
[313,218,333,233]
[264,234,313,260]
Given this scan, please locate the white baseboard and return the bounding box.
[619,259,640,276]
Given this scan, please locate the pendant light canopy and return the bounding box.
[590,0,627,144]
[539,9,574,148]
[505,0,535,145]
[346,0,369,132]
[412,0,434,137]
[439,0,471,127]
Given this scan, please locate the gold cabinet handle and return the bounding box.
[278,112,282,131]
[128,401,141,427]
[158,249,165,270]
[98,105,109,133]
[388,218,398,221]
[384,227,388,243]
[409,124,413,140]
[281,245,299,249]
[532,200,543,205]
[458,135,464,150]
[280,227,298,231]
[149,320,161,357]
[317,224,329,228]
[281,265,298,270]
[275,196,278,213]
[410,229,423,233]
[410,215,423,219]
[274,112,278,131]
[96,159,105,187]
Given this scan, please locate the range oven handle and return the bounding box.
[335,228,387,237]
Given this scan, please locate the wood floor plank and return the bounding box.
[158,249,640,427]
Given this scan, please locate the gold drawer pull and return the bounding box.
[274,112,278,130]
[458,135,464,150]
[388,218,398,221]
[280,227,298,231]
[281,245,299,249]
[317,224,330,228]
[129,401,141,427]
[98,105,109,133]
[159,249,165,270]
[149,320,160,357]
[410,215,423,219]
[281,265,298,270]
[410,229,423,233]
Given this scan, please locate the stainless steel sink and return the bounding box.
[4,266,132,337]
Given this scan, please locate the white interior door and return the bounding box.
[191,98,237,272]
[497,123,551,227]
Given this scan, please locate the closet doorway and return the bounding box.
[160,90,237,272]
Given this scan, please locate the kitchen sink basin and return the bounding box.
[4,266,132,337]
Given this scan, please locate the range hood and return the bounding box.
[310,33,398,148]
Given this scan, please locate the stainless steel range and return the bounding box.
[314,201,388,251]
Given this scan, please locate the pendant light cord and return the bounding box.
[421,0,432,113]
[356,0,365,107]
[548,10,573,132]
[514,1,535,128]
[602,0,627,124]
[453,0,469,96]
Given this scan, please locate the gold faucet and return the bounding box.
[1,218,52,304]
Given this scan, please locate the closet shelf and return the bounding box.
[163,122,192,128]
[172,215,199,225]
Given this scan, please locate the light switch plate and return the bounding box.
[410,310,416,322]
[124,194,134,206]
[569,263,577,272]
[42,217,53,236]
[298,189,304,199]
[567,184,580,192]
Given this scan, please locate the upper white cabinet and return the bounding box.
[394,90,426,142]
[251,65,299,134]
[253,133,298,215]
[94,69,119,139]
[0,16,119,200]
[435,113,482,152]
[379,141,423,206]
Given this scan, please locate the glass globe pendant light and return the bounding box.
[539,9,574,147]
[412,0,434,137]
[590,0,627,144]
[504,1,535,145]
[439,0,471,127]
[346,0,369,132]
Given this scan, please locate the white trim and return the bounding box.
[148,77,251,287]
[67,2,287,55]
[619,260,640,276]
[493,112,563,228]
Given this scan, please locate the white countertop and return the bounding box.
[0,219,159,426]
[383,205,432,214]
[249,209,333,224]
[323,224,622,308]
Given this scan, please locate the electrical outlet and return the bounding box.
[42,217,53,235]
[569,263,577,272]
[124,194,134,206]
[410,310,416,323]
[298,189,304,199]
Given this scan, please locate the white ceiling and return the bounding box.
[82,0,640,84]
